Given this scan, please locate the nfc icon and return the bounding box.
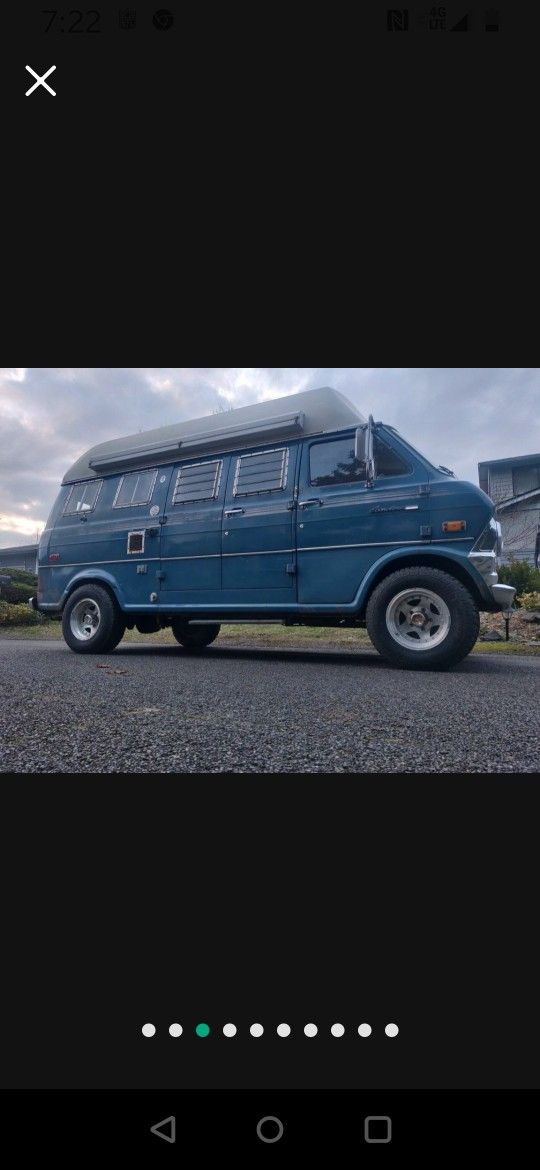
[387,9,409,31]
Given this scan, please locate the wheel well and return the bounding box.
[359,554,483,617]
[62,578,120,612]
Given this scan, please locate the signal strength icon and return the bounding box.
[450,13,469,31]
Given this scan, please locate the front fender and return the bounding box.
[354,543,491,612]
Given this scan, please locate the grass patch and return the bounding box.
[471,640,540,656]
[0,621,372,648]
[1,621,539,655]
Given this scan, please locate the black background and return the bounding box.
[2,776,538,1091]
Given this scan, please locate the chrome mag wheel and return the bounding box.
[385,588,451,651]
[69,597,101,641]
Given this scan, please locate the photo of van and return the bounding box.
[30,387,515,669]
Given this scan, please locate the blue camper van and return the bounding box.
[30,388,515,669]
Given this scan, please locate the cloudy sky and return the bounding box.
[1,367,539,546]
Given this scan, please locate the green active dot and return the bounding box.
[195,1022,210,1038]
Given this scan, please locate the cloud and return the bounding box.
[1,368,539,546]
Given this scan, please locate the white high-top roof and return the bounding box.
[62,387,365,483]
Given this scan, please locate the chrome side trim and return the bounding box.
[298,538,471,552]
[45,551,290,569]
[223,548,294,558]
[166,553,220,561]
[45,536,472,571]
[47,557,161,568]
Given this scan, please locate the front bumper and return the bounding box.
[468,521,515,612]
[488,583,516,611]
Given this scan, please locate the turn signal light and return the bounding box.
[442,521,466,532]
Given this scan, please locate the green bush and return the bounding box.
[520,591,540,611]
[8,568,38,586]
[498,558,540,601]
[0,601,44,626]
[0,581,35,605]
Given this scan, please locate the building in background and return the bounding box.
[478,454,540,565]
[0,543,38,572]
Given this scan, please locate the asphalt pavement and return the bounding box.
[1,639,538,773]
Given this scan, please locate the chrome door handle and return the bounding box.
[224,508,245,516]
[298,498,323,508]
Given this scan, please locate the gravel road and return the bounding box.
[1,639,539,773]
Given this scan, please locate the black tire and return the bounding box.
[62,584,126,654]
[365,567,479,670]
[171,621,221,650]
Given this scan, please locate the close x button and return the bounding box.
[25,65,57,96]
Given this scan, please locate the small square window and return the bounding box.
[63,480,103,515]
[127,531,145,554]
[114,469,157,508]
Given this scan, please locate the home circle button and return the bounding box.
[256,1116,284,1143]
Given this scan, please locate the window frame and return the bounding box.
[172,458,223,506]
[112,468,158,510]
[63,479,104,516]
[233,447,289,498]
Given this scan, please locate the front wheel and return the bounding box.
[62,585,126,654]
[365,567,480,670]
[171,622,221,650]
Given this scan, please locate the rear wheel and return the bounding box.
[171,621,221,650]
[62,585,126,654]
[365,567,479,670]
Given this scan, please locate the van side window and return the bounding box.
[173,460,222,504]
[310,439,365,487]
[234,448,288,497]
[373,435,411,477]
[63,480,103,514]
[113,469,157,508]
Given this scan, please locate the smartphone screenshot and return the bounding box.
[2,4,539,1162]
[1,366,539,1158]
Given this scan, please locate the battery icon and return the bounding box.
[484,8,500,31]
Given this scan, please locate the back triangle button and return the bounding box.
[150,1115,176,1144]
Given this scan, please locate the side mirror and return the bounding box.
[355,417,375,486]
[355,425,367,463]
